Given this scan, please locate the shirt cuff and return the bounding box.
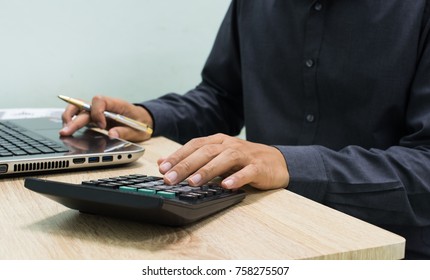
[274,145,328,203]
[136,100,178,138]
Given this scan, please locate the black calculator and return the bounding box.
[24,174,246,226]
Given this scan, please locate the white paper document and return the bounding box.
[0,108,63,120]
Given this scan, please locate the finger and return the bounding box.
[187,147,245,186]
[159,134,225,174]
[90,95,109,129]
[61,104,81,125]
[59,112,91,136]
[163,143,225,185]
[92,95,136,118]
[222,164,258,189]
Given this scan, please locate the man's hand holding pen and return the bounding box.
[59,95,153,142]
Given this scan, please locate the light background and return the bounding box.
[0,0,231,108]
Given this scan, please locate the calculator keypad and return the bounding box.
[82,174,231,202]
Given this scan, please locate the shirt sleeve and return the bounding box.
[140,1,430,232]
[277,23,430,228]
[139,2,244,144]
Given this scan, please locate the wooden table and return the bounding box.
[0,137,405,259]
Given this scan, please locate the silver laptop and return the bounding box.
[0,117,145,177]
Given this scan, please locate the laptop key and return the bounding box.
[22,148,42,155]
[35,147,55,153]
[12,150,28,156]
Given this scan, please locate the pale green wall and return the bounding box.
[0,0,231,108]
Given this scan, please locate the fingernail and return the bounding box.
[189,174,202,185]
[160,162,172,173]
[165,171,178,183]
[223,178,235,189]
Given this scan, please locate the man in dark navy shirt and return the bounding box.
[61,0,430,259]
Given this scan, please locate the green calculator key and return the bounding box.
[156,191,176,199]
[119,186,137,192]
[138,188,156,195]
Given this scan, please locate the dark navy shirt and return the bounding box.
[142,0,430,259]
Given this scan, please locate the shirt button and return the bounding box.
[306,114,315,123]
[305,59,314,68]
[314,2,323,11]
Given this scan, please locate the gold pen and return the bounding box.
[58,95,153,135]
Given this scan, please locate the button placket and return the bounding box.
[299,1,326,144]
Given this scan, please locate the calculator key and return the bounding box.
[138,188,156,195]
[119,186,137,192]
[156,191,176,199]
[179,193,199,201]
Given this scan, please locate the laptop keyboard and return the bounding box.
[24,174,246,226]
[0,121,68,157]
